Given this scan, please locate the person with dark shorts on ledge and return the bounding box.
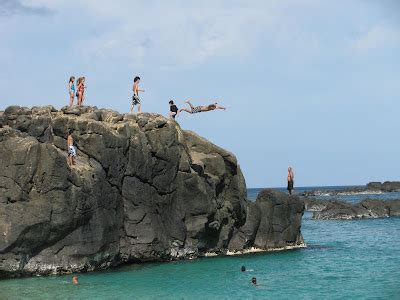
[169,100,179,119]
[287,166,294,195]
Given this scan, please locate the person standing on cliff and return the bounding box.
[287,167,294,195]
[68,76,75,107]
[67,130,76,166]
[131,76,145,113]
[169,100,179,119]
[77,77,86,106]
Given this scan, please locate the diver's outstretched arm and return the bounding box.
[215,104,226,110]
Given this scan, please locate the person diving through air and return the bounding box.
[179,99,226,114]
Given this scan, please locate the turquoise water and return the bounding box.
[2,188,400,299]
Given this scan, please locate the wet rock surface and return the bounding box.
[0,106,304,278]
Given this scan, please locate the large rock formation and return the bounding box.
[0,105,304,278]
[307,199,400,220]
[228,189,305,251]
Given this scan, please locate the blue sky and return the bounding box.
[1,0,399,187]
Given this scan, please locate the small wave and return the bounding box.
[305,190,384,197]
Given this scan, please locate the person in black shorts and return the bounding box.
[287,167,294,195]
[169,100,179,119]
[130,76,145,113]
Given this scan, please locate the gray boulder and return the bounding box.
[312,199,400,220]
[228,189,305,251]
[366,181,400,192]
[303,198,329,211]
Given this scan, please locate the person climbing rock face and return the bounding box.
[287,167,294,195]
[169,100,179,119]
[131,76,145,113]
[67,130,76,166]
[179,99,226,114]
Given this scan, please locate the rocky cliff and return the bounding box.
[0,106,305,278]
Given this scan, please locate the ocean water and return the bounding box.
[1,187,400,299]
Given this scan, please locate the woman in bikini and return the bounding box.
[179,99,226,114]
[68,76,75,107]
[77,77,86,106]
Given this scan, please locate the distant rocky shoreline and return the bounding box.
[301,181,400,197]
[303,198,400,220]
[301,181,400,220]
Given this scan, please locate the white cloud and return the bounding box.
[74,1,272,68]
[350,24,400,54]
[0,0,52,16]
[28,0,331,68]
[12,0,400,69]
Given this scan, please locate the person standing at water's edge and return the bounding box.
[287,167,294,195]
[131,76,145,113]
[68,76,75,107]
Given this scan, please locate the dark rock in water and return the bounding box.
[228,189,305,251]
[366,182,382,190]
[367,181,400,192]
[312,199,400,220]
[0,105,305,278]
[302,186,367,197]
[303,181,400,197]
[303,198,329,211]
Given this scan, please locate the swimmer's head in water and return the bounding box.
[241,266,246,272]
[72,276,78,285]
[251,277,257,285]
